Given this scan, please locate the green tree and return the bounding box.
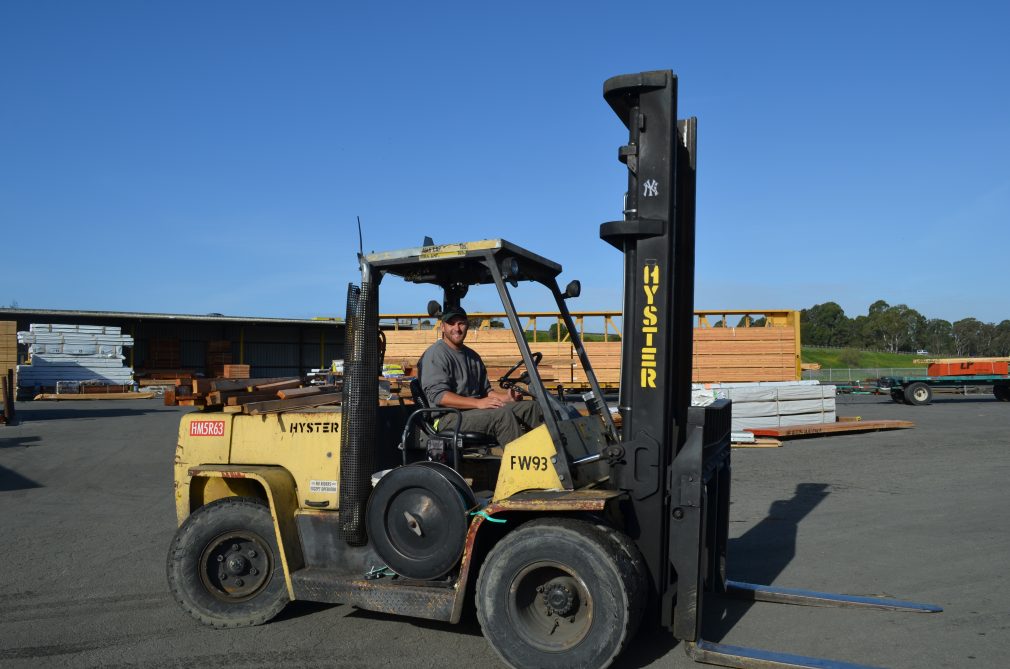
[952,318,984,356]
[921,319,954,355]
[861,303,924,352]
[992,321,1010,356]
[800,302,851,347]
[548,321,569,340]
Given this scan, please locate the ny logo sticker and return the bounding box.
[643,179,659,197]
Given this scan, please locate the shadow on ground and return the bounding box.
[14,407,174,422]
[705,482,831,643]
[0,436,41,449]
[0,464,43,491]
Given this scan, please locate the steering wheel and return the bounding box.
[498,351,543,396]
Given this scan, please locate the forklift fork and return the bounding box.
[688,581,941,669]
[674,404,942,669]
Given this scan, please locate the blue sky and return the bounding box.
[2,1,1008,325]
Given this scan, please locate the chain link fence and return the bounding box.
[802,368,924,383]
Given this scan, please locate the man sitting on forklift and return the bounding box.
[418,305,543,445]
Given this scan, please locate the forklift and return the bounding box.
[167,70,940,668]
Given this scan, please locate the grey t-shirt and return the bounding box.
[417,339,492,406]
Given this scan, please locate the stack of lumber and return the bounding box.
[222,364,250,379]
[384,329,567,384]
[166,377,346,414]
[746,419,913,439]
[136,370,199,388]
[206,340,233,377]
[693,327,797,383]
[926,360,1009,376]
[693,380,836,432]
[148,338,182,369]
[383,323,800,388]
[1,320,16,381]
[16,324,135,390]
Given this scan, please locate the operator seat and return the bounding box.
[407,378,496,448]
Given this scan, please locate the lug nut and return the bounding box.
[234,578,244,587]
[217,555,225,562]
[247,550,257,558]
[232,544,240,552]
[220,573,228,580]
[249,568,258,576]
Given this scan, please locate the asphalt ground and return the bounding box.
[0,393,1007,668]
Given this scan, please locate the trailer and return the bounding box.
[879,373,1010,405]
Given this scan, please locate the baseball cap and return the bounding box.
[441,306,468,322]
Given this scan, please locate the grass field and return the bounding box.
[802,347,925,369]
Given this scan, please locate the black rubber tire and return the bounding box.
[366,463,471,580]
[166,497,289,628]
[904,382,932,406]
[476,518,645,669]
[890,389,905,403]
[994,384,1010,402]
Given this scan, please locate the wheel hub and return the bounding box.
[226,554,248,575]
[200,531,272,602]
[543,583,577,616]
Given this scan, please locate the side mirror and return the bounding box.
[427,300,443,318]
[563,280,581,299]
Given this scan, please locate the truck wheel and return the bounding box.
[905,382,932,406]
[167,497,288,628]
[994,384,1010,402]
[890,389,905,403]
[476,518,644,669]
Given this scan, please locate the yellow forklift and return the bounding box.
[167,70,939,669]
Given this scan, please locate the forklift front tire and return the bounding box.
[167,496,289,628]
[476,518,643,669]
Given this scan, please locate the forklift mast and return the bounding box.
[601,71,732,636]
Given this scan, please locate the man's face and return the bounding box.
[441,316,468,348]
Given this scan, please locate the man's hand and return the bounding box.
[438,389,521,410]
[474,395,506,409]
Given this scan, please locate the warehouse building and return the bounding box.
[0,308,344,380]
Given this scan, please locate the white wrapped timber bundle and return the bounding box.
[16,323,135,389]
[692,380,836,431]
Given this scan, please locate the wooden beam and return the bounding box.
[33,392,156,401]
[745,420,914,438]
[244,393,342,415]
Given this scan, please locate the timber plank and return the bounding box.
[745,420,914,438]
[244,393,342,415]
[33,392,155,401]
[276,386,323,400]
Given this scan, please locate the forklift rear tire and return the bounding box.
[167,497,289,628]
[476,518,645,669]
[904,382,932,406]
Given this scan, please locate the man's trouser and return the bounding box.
[437,400,543,445]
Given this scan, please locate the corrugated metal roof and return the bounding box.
[0,308,343,326]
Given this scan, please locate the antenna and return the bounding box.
[356,216,364,256]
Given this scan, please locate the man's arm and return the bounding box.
[437,390,507,410]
